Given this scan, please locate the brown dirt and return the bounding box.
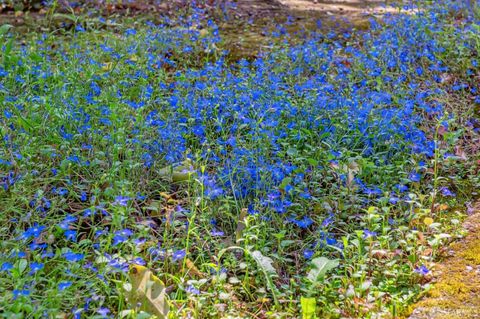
[229,0,391,17]
[0,0,391,17]
[406,202,480,319]
[218,0,394,61]
[0,0,390,27]
[0,0,390,61]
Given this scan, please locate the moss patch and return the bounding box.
[407,204,480,319]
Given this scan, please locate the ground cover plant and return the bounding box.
[0,1,480,318]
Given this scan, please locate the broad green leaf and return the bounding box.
[16,259,28,276]
[52,13,78,22]
[127,265,169,319]
[307,257,339,283]
[235,208,248,242]
[249,250,280,307]
[0,24,13,38]
[279,177,292,190]
[158,159,194,182]
[307,158,318,166]
[251,250,276,274]
[301,297,317,319]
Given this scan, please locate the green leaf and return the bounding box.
[52,13,78,22]
[251,250,276,274]
[279,177,292,190]
[127,265,169,318]
[301,297,317,319]
[249,250,280,308]
[158,159,194,182]
[307,158,318,166]
[287,147,298,156]
[0,24,13,38]
[16,259,28,276]
[307,257,339,283]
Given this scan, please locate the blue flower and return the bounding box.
[200,174,224,200]
[56,188,68,196]
[58,215,77,230]
[389,196,400,204]
[414,265,429,275]
[210,228,225,236]
[395,184,409,193]
[172,249,186,262]
[21,224,46,240]
[112,229,133,246]
[97,307,110,317]
[363,230,377,239]
[303,249,314,259]
[0,67,8,77]
[29,262,44,274]
[75,25,85,32]
[440,187,455,197]
[63,252,84,262]
[72,307,83,319]
[130,257,146,266]
[287,216,313,229]
[65,230,77,242]
[58,281,72,291]
[186,285,201,295]
[95,229,107,239]
[13,289,30,300]
[113,196,131,207]
[408,172,421,182]
[1,262,13,272]
[125,29,137,36]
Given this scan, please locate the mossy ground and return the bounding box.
[407,202,480,319]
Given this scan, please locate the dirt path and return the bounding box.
[407,202,480,319]
[0,0,390,25]
[230,0,390,17]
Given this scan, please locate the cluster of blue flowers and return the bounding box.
[0,0,478,316]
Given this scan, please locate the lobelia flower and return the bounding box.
[97,307,110,317]
[113,196,131,207]
[130,257,146,266]
[408,172,421,182]
[287,215,314,229]
[186,285,201,295]
[13,289,30,300]
[363,230,377,239]
[303,249,314,259]
[1,262,13,272]
[210,228,225,236]
[63,252,84,262]
[112,229,133,246]
[414,265,429,275]
[58,215,77,230]
[172,249,186,262]
[29,262,44,274]
[64,230,77,242]
[21,223,46,240]
[58,281,72,291]
[440,187,455,197]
